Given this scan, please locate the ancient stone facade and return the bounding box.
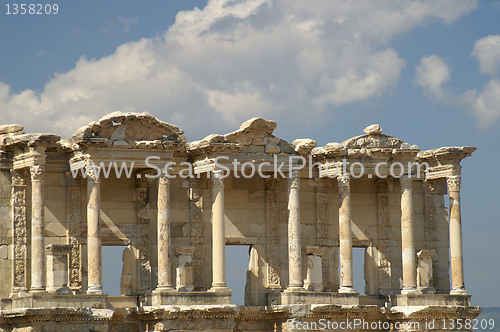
[0,112,480,331]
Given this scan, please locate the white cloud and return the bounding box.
[415,49,500,129]
[0,0,478,138]
[471,35,500,75]
[415,54,452,102]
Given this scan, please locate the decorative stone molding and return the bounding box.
[136,177,151,292]
[11,169,27,294]
[265,178,281,289]
[189,181,204,290]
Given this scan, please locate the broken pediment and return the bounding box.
[70,111,186,145]
[189,118,297,155]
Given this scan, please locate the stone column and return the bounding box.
[338,174,355,293]
[210,170,227,290]
[400,175,418,294]
[286,170,303,290]
[156,172,173,290]
[447,175,467,294]
[30,165,46,293]
[86,168,103,294]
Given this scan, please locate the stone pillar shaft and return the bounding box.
[211,170,227,289]
[287,171,303,290]
[400,175,418,293]
[447,175,467,294]
[87,170,102,294]
[338,174,355,293]
[157,174,173,290]
[30,165,46,292]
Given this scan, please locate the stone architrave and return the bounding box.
[86,167,103,294]
[338,174,355,293]
[30,165,46,293]
[265,178,281,289]
[11,170,27,296]
[286,170,303,290]
[447,175,467,295]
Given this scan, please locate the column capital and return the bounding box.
[399,174,413,191]
[11,169,27,186]
[265,177,279,190]
[212,169,225,187]
[288,171,300,188]
[337,173,350,187]
[86,167,100,183]
[446,175,461,192]
[29,165,45,182]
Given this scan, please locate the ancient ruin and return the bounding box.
[0,112,480,331]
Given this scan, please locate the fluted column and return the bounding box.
[338,174,355,293]
[447,175,467,295]
[156,172,173,290]
[286,171,303,290]
[86,168,103,294]
[30,165,46,293]
[210,170,227,289]
[400,175,418,294]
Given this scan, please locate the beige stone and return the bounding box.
[0,114,479,330]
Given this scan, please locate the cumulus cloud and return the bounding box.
[0,0,478,138]
[415,42,500,129]
[415,54,452,102]
[471,35,500,75]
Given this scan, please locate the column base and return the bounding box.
[29,287,46,294]
[208,286,232,295]
[339,286,356,294]
[87,286,103,295]
[285,285,304,292]
[401,286,421,295]
[450,287,468,295]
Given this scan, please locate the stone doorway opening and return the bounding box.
[226,245,249,305]
[102,245,127,296]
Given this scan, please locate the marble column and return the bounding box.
[447,175,467,295]
[287,171,303,290]
[30,165,46,293]
[338,174,355,293]
[211,170,227,289]
[400,175,418,294]
[86,168,103,294]
[156,172,173,290]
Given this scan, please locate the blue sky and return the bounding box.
[1,0,499,307]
